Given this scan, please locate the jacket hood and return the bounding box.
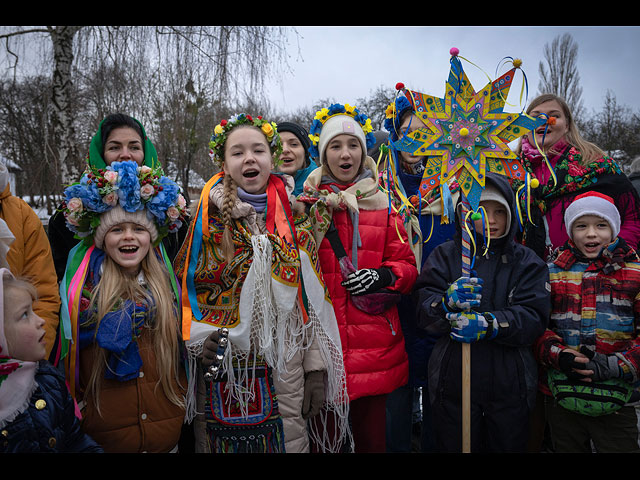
[453,172,518,253]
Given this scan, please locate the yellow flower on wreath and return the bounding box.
[362,118,373,135]
[315,108,330,122]
[261,121,275,140]
[385,102,396,119]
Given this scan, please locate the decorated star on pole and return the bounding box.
[393,48,546,212]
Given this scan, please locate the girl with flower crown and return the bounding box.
[298,103,417,453]
[173,113,350,453]
[48,113,188,282]
[57,160,189,453]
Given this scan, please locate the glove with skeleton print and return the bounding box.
[341,267,393,296]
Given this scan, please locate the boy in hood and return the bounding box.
[413,172,550,453]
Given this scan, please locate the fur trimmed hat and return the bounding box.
[93,206,158,249]
[564,191,621,239]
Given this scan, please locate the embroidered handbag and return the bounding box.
[205,363,285,453]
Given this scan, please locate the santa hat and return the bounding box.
[564,191,621,239]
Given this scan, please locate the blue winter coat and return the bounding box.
[413,173,550,413]
[0,361,103,453]
[396,167,455,387]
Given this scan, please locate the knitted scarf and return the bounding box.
[76,250,152,382]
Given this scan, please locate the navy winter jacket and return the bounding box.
[413,173,550,412]
[0,361,102,453]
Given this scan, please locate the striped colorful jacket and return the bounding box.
[534,237,640,393]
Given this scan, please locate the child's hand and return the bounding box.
[342,268,393,296]
[579,346,622,382]
[202,328,229,369]
[302,370,325,419]
[202,331,221,368]
[443,276,483,312]
[446,311,497,343]
[558,350,593,381]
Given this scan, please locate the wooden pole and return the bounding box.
[460,194,473,453]
[462,343,471,452]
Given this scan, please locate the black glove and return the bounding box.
[580,346,622,382]
[558,350,590,380]
[341,267,393,296]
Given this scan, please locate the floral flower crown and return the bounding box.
[208,113,283,167]
[61,160,188,245]
[307,103,376,159]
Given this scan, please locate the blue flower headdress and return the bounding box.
[61,160,188,246]
[307,103,376,160]
[383,91,416,142]
[208,113,283,167]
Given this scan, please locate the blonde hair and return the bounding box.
[84,247,184,413]
[3,276,38,330]
[3,276,38,302]
[519,93,606,164]
[220,172,238,263]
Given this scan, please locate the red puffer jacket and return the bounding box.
[317,207,416,401]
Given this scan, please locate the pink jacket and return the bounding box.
[522,138,640,252]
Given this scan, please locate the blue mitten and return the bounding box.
[447,311,498,343]
[442,276,483,312]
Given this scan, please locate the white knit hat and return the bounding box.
[317,114,367,165]
[564,191,621,239]
[93,206,158,249]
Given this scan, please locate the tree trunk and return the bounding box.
[49,26,82,185]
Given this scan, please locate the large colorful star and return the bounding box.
[393,50,545,211]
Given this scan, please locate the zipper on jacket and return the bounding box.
[386,317,396,336]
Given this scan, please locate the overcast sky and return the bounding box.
[266,26,640,119]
